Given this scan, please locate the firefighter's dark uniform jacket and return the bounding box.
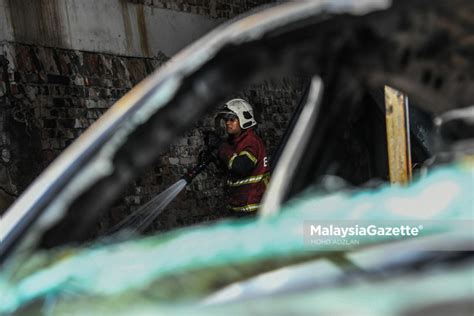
[218,128,269,212]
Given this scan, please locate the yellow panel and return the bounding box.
[384,86,412,185]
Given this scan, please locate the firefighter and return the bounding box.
[208,99,270,215]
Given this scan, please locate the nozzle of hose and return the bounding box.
[181,151,213,183]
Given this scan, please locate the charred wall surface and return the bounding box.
[8,0,68,48]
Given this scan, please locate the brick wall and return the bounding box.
[0,42,167,214]
[5,43,165,156]
[0,41,304,228]
[0,49,17,211]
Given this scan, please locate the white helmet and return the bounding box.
[218,98,257,129]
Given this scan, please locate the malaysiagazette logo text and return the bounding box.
[310,224,422,238]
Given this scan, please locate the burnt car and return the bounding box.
[1,0,473,315]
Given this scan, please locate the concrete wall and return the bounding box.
[0,0,14,42]
[129,0,276,19]
[0,0,224,58]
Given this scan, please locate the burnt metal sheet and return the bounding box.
[1,0,474,261]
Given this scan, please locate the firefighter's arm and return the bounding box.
[218,143,257,177]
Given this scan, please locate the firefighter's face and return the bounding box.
[225,117,242,136]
